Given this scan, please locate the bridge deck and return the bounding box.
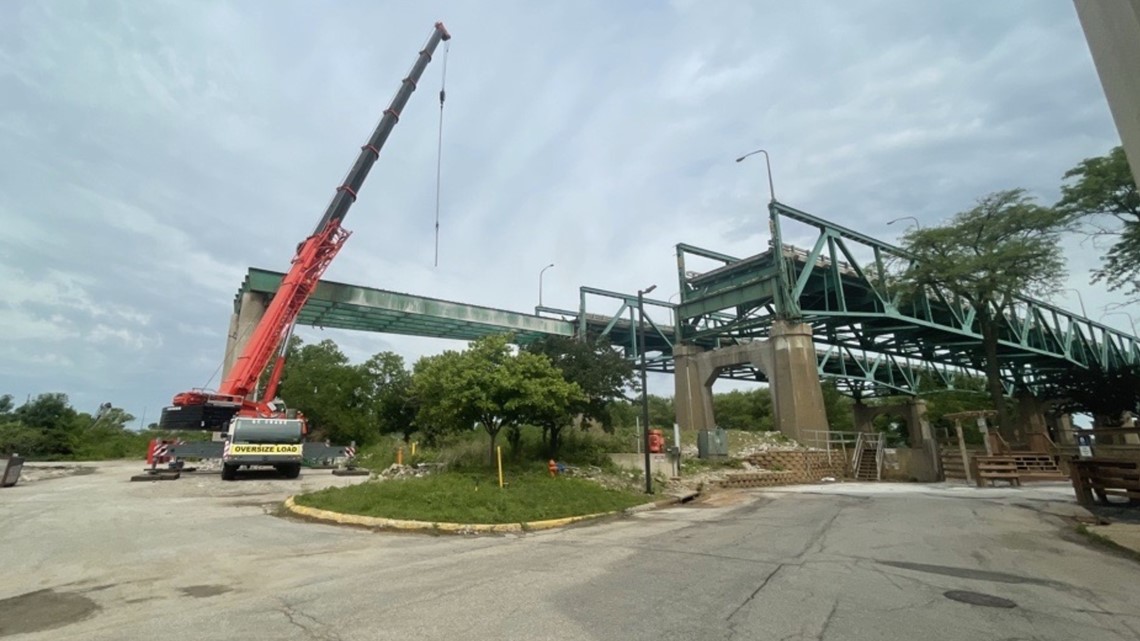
[239,269,574,344]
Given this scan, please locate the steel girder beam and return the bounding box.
[668,202,1140,397]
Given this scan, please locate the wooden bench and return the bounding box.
[974,456,1021,487]
[1070,458,1140,506]
[1010,454,1066,482]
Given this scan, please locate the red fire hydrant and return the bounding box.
[548,459,559,477]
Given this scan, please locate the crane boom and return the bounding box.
[163,22,450,429]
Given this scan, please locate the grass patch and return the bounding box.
[1075,523,1140,564]
[294,470,650,524]
[680,456,742,475]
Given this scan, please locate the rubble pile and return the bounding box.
[379,463,440,480]
[732,431,818,457]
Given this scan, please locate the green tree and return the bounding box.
[1057,146,1140,302]
[523,336,635,454]
[603,399,637,430]
[712,388,773,431]
[13,393,80,457]
[360,351,417,442]
[646,394,674,428]
[820,381,853,431]
[412,335,583,464]
[411,348,468,444]
[0,395,148,460]
[278,339,373,445]
[899,189,1069,440]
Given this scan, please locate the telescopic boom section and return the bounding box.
[168,22,450,421]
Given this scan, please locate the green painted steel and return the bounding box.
[239,268,574,343]
[235,199,1139,399]
[672,201,1140,398]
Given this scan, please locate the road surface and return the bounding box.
[1,462,1138,640]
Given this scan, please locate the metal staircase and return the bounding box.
[852,432,885,481]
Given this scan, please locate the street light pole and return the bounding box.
[735,149,776,203]
[538,263,555,308]
[1103,310,1138,336]
[887,216,921,231]
[1063,288,1089,318]
[638,284,657,494]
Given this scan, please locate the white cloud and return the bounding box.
[0,0,1131,413]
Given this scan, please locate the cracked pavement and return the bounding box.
[2,461,1139,640]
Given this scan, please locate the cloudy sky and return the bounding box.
[0,0,1129,420]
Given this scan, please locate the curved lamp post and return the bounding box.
[735,149,776,203]
[1103,310,1137,336]
[538,263,555,308]
[887,216,921,231]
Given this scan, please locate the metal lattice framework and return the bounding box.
[671,202,1140,398]
[238,202,1138,399]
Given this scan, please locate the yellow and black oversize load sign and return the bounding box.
[229,444,303,456]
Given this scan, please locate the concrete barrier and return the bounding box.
[2,455,24,487]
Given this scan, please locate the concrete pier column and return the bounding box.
[221,310,241,381]
[852,401,875,434]
[1016,392,1050,450]
[673,344,714,433]
[222,291,269,385]
[905,399,940,481]
[1050,413,1076,445]
[766,320,828,444]
[903,399,933,448]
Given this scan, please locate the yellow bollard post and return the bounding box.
[411,442,417,456]
[397,447,403,466]
[496,445,504,488]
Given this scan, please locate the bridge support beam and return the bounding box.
[673,344,715,434]
[222,291,268,382]
[1016,392,1052,452]
[1049,412,1075,445]
[766,321,829,443]
[673,321,829,451]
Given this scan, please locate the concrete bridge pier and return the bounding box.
[851,398,939,481]
[673,320,830,453]
[222,291,268,383]
[1015,392,1054,451]
[672,344,715,434]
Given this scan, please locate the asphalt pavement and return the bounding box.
[2,461,1138,640]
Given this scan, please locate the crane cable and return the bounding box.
[433,39,450,268]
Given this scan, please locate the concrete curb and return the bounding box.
[283,490,697,534]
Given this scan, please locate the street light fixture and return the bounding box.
[1103,310,1138,336]
[735,149,776,203]
[887,216,921,231]
[1063,288,1089,318]
[638,284,657,494]
[538,263,555,308]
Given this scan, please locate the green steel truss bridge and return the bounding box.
[234,202,1139,399]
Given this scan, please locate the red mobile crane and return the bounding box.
[159,23,451,465]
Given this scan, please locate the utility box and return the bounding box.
[2,455,25,488]
[697,428,728,459]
